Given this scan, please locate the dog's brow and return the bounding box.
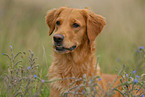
[74,20,81,26]
[70,18,81,25]
[56,17,63,21]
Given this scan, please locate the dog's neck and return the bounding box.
[52,40,97,78]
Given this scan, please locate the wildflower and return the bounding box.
[34,75,37,78]
[133,70,136,74]
[137,88,140,91]
[133,79,138,84]
[28,66,31,69]
[41,79,45,83]
[126,74,128,77]
[89,79,93,82]
[79,78,82,80]
[82,90,85,94]
[98,78,101,81]
[129,77,132,79]
[2,53,5,55]
[9,45,12,48]
[136,75,141,78]
[139,46,144,50]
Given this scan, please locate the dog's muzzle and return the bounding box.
[53,34,76,53]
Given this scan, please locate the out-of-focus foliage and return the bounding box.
[1,47,145,96]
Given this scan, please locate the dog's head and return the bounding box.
[45,7,106,53]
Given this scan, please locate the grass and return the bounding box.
[1,46,50,96]
[0,46,145,96]
[0,0,145,96]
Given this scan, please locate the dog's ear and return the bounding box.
[81,9,106,41]
[87,13,106,41]
[45,7,66,36]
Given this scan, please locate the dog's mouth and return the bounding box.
[54,45,76,53]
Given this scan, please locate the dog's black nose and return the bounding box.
[53,34,64,43]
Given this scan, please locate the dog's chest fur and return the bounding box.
[48,42,96,92]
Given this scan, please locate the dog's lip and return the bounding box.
[55,45,76,53]
[64,45,76,51]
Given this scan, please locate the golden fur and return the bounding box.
[45,7,121,97]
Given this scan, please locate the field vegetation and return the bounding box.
[0,0,145,96]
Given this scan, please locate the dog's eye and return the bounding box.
[72,23,80,28]
[56,21,60,26]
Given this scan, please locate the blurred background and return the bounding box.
[0,0,145,77]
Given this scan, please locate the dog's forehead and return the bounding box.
[59,8,84,20]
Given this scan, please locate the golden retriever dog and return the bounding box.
[45,7,121,97]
